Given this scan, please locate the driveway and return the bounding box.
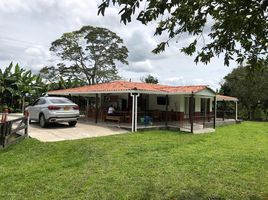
[29,121,129,142]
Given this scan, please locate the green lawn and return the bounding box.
[0,122,268,200]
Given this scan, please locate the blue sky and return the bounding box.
[0,0,237,90]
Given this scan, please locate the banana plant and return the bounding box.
[0,63,18,108]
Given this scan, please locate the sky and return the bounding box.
[0,0,238,90]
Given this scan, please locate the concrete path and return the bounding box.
[29,121,129,142]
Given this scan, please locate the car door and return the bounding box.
[28,99,40,120]
[33,98,46,120]
[35,98,46,119]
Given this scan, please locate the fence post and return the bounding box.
[25,117,29,136]
[0,123,4,148]
[24,111,29,136]
[3,121,12,148]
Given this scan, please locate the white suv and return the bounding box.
[26,96,80,128]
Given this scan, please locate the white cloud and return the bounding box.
[0,0,30,13]
[125,60,154,73]
[25,47,43,56]
[162,76,220,90]
[164,76,186,86]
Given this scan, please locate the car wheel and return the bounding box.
[68,121,77,127]
[39,114,47,128]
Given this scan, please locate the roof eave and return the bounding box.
[47,90,169,95]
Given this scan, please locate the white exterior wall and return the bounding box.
[148,94,184,111]
[147,94,215,112]
[148,94,189,112]
[148,94,167,111]
[195,97,201,112]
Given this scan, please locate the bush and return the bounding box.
[253,107,266,121]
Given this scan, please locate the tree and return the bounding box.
[220,65,268,120]
[141,74,158,84]
[0,63,17,107]
[98,0,268,68]
[0,63,45,112]
[47,25,128,85]
[39,65,88,90]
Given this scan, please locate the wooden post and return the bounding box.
[1,123,7,148]
[165,95,168,127]
[24,110,29,136]
[190,92,194,133]
[213,96,216,129]
[0,123,4,148]
[95,94,99,124]
[3,121,12,148]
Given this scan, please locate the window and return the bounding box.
[49,98,72,104]
[37,99,46,105]
[32,99,40,106]
[157,96,169,105]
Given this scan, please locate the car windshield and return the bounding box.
[49,98,72,104]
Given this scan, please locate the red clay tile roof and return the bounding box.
[48,81,212,94]
[216,94,238,101]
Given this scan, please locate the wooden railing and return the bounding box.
[0,113,29,149]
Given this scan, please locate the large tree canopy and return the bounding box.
[44,26,128,85]
[220,64,268,120]
[98,0,268,67]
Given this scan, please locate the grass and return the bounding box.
[0,122,268,200]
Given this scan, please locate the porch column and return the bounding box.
[222,100,225,121]
[190,92,194,133]
[165,95,168,127]
[95,94,99,124]
[213,96,216,129]
[130,93,140,132]
[235,101,238,121]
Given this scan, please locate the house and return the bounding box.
[48,80,238,133]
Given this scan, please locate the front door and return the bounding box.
[184,97,195,119]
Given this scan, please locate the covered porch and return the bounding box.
[214,94,239,126]
[48,81,238,133]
